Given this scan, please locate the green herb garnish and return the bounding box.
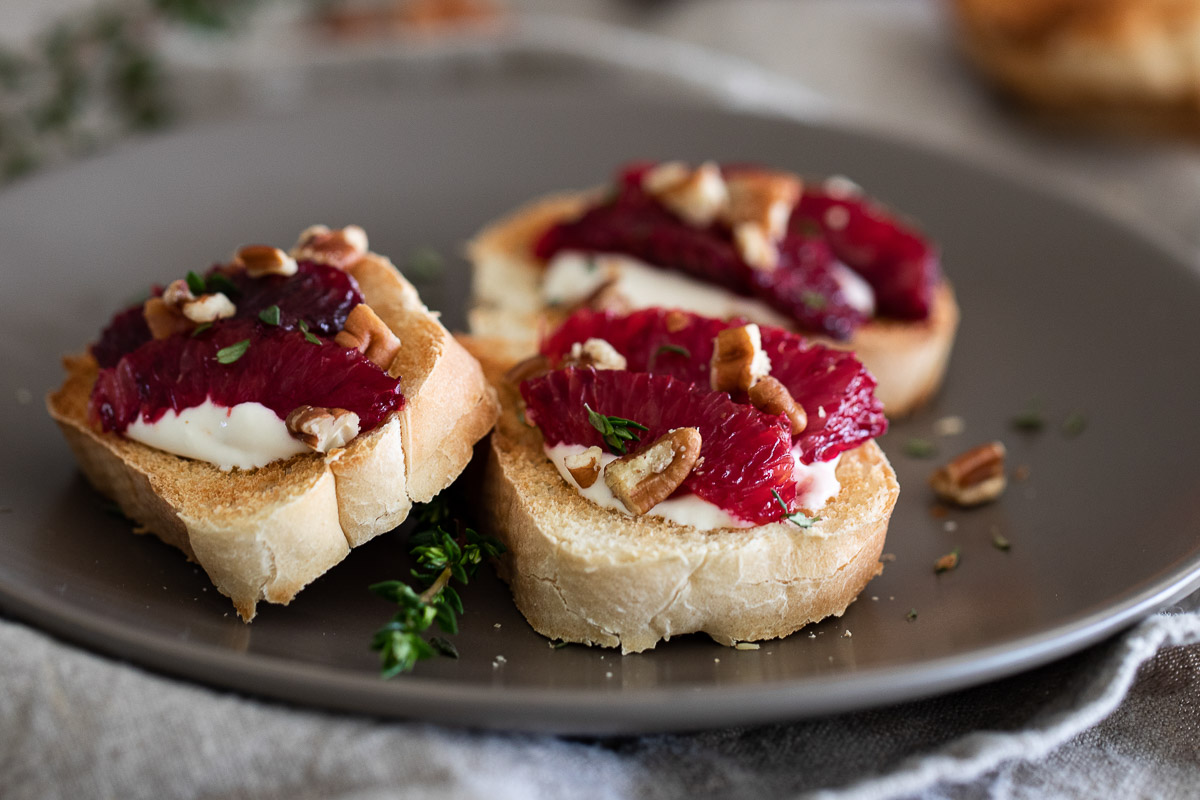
[801,291,827,311]
[205,271,240,297]
[370,498,505,677]
[1012,399,1045,432]
[992,531,1012,552]
[1062,410,1088,438]
[215,339,250,364]
[771,489,820,529]
[191,322,213,337]
[655,343,691,359]
[258,305,281,326]
[904,438,937,458]
[297,319,323,346]
[906,608,918,622]
[586,403,649,454]
[185,271,206,295]
[406,246,444,281]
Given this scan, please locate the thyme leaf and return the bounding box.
[258,304,280,326]
[585,403,648,455]
[215,339,249,364]
[771,488,820,529]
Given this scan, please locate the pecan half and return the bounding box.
[562,338,627,371]
[564,446,604,489]
[603,427,702,515]
[641,161,728,228]
[748,376,807,434]
[286,405,361,452]
[929,441,1007,507]
[334,303,401,370]
[291,224,368,269]
[235,244,298,278]
[710,323,771,394]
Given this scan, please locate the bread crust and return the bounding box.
[949,0,1200,134]
[464,339,900,654]
[467,191,957,417]
[47,248,499,620]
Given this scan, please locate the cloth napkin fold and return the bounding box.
[2,608,1198,800]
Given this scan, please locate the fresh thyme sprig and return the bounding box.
[771,488,820,529]
[585,403,649,455]
[370,499,505,678]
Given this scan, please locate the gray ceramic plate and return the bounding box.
[2,90,1199,735]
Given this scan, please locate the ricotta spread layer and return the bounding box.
[546,443,840,531]
[543,251,875,322]
[125,399,308,471]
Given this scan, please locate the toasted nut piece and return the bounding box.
[286,405,361,453]
[161,279,196,310]
[564,446,604,489]
[563,338,627,371]
[291,224,368,268]
[604,427,702,515]
[504,354,552,386]
[334,303,401,370]
[143,297,194,340]
[733,222,779,271]
[561,277,631,316]
[929,441,1007,507]
[642,161,729,227]
[181,293,236,324]
[235,244,298,278]
[710,323,772,394]
[748,376,807,434]
[725,171,802,240]
[664,309,691,333]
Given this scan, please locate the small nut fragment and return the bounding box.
[710,323,772,394]
[143,297,193,340]
[664,309,691,333]
[603,427,702,515]
[562,338,627,371]
[561,277,631,316]
[504,354,552,386]
[235,244,298,278]
[161,279,195,310]
[929,441,1007,507]
[181,292,236,324]
[291,224,369,268]
[747,376,807,435]
[733,223,779,271]
[724,171,802,240]
[642,161,728,227]
[334,303,401,370]
[286,405,361,453]
[564,446,604,489]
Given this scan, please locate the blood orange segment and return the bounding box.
[90,317,403,435]
[793,185,939,320]
[521,368,796,525]
[541,309,887,463]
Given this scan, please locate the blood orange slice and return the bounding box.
[540,309,887,463]
[521,368,796,525]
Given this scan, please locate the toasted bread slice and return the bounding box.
[48,246,499,620]
[462,338,899,654]
[467,192,958,417]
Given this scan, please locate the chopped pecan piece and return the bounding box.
[929,441,1007,507]
[724,171,802,240]
[560,277,631,316]
[603,427,702,515]
[504,354,552,386]
[564,446,604,489]
[334,303,400,370]
[143,297,193,340]
[291,224,368,269]
[710,323,772,394]
[562,338,627,371]
[748,376,807,434]
[181,293,236,324]
[641,161,728,227]
[235,244,298,278]
[286,405,361,452]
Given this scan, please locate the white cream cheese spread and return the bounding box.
[546,442,840,531]
[125,399,308,471]
[543,251,876,324]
